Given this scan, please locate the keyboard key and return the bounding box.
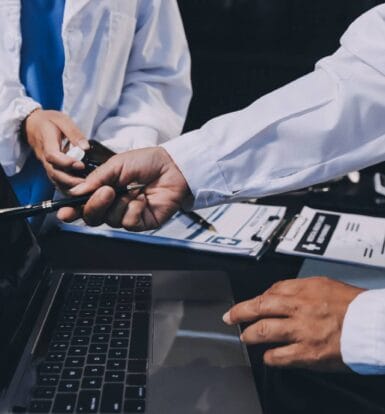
[103,286,118,294]
[124,399,145,413]
[117,297,131,304]
[73,274,88,282]
[46,353,65,362]
[58,380,80,392]
[38,374,60,386]
[126,374,146,386]
[82,377,102,389]
[135,302,150,312]
[79,310,96,317]
[86,288,101,294]
[74,327,92,336]
[76,390,100,413]
[113,321,130,329]
[108,349,127,359]
[88,281,103,287]
[98,308,113,316]
[91,334,109,343]
[120,276,135,288]
[33,387,56,399]
[71,337,89,346]
[53,393,77,413]
[105,275,120,285]
[127,360,147,373]
[96,316,112,324]
[87,355,106,365]
[115,312,130,320]
[77,318,94,326]
[84,366,105,377]
[65,357,85,368]
[60,314,76,322]
[68,346,87,356]
[100,383,124,413]
[62,368,82,380]
[93,325,111,334]
[50,342,69,351]
[112,330,130,338]
[136,282,151,288]
[82,302,98,310]
[53,332,71,341]
[116,305,131,312]
[38,363,62,374]
[137,275,151,282]
[89,344,108,354]
[91,275,104,281]
[29,400,52,413]
[57,323,74,332]
[105,371,124,382]
[118,289,133,297]
[107,360,126,371]
[110,339,128,348]
[125,387,146,399]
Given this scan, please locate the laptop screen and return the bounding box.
[0,167,41,389]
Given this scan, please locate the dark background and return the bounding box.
[177,0,384,131]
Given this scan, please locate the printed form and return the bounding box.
[277,207,385,268]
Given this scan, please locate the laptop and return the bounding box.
[0,166,261,414]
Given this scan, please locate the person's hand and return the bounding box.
[25,109,90,189]
[57,147,191,230]
[223,277,364,372]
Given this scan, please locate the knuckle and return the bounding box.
[256,320,269,338]
[253,295,267,315]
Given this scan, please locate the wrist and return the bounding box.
[20,108,42,144]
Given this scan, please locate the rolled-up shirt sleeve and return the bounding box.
[341,289,385,375]
[163,4,385,210]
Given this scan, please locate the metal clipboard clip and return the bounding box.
[252,217,291,260]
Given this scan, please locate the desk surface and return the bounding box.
[39,170,385,414]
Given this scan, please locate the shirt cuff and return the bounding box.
[341,289,385,375]
[161,131,231,210]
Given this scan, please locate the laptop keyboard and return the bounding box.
[28,273,151,413]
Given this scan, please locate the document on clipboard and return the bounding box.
[276,206,385,268]
[59,204,287,259]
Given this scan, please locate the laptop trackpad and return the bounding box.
[148,300,260,413]
[151,300,246,367]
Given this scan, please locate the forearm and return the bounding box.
[164,5,385,209]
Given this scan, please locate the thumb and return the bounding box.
[69,156,123,196]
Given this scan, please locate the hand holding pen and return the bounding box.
[57,148,190,231]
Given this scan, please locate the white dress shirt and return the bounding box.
[163,4,385,374]
[0,0,191,176]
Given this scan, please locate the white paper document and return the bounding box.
[60,204,286,258]
[276,206,385,268]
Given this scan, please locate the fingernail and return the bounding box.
[78,139,90,151]
[72,161,85,170]
[69,182,88,195]
[222,311,231,325]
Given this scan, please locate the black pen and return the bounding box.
[0,184,145,220]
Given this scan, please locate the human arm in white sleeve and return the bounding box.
[93,0,192,153]
[163,4,385,209]
[0,57,41,176]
